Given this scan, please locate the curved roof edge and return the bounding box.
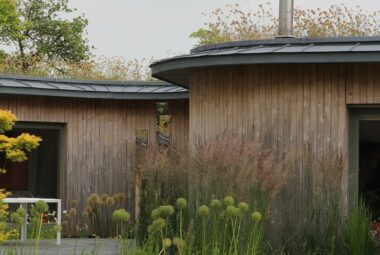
[151,36,380,88]
[0,74,188,100]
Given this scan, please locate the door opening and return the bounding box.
[0,122,63,199]
[359,120,380,218]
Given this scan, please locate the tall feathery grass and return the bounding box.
[137,135,291,251]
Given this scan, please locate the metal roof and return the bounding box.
[0,74,188,100]
[151,36,380,88]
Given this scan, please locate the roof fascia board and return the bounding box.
[0,87,189,100]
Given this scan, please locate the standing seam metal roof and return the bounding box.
[0,74,188,100]
[150,36,380,88]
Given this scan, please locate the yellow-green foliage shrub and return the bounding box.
[0,110,41,243]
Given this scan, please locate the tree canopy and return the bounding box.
[190,3,380,46]
[0,0,91,71]
[0,0,156,81]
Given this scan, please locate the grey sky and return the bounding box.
[68,0,380,60]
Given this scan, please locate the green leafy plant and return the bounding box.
[344,199,375,255]
[0,110,41,244]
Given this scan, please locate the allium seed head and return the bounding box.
[100,194,109,203]
[251,211,262,223]
[35,200,49,213]
[159,205,175,217]
[173,237,185,248]
[69,208,77,216]
[176,197,187,210]
[226,205,236,217]
[153,218,166,230]
[112,209,130,222]
[198,205,209,217]
[151,208,161,220]
[147,224,154,233]
[223,196,235,206]
[238,202,249,213]
[70,200,78,208]
[210,199,222,209]
[163,238,172,248]
[106,197,115,206]
[84,206,92,214]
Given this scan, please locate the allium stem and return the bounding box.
[179,209,183,240]
[202,217,207,255]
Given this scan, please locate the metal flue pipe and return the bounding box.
[278,0,294,38]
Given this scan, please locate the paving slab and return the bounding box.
[1,238,136,255]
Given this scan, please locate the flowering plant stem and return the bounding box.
[201,217,207,255]
[248,222,262,255]
[33,213,43,255]
[179,209,183,240]
[211,211,218,251]
[228,217,238,255]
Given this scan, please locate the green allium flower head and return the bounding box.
[147,224,154,234]
[112,209,131,222]
[153,218,166,230]
[30,207,38,217]
[210,199,222,209]
[238,202,249,213]
[35,200,49,213]
[163,238,172,249]
[173,237,185,248]
[176,197,187,210]
[251,211,263,223]
[223,196,235,206]
[151,208,161,220]
[53,224,62,232]
[10,212,23,226]
[226,205,236,217]
[119,210,131,222]
[198,205,209,217]
[16,207,26,217]
[159,205,175,217]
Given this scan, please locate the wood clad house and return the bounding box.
[0,75,189,213]
[151,36,380,212]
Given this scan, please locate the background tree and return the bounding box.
[190,3,380,46]
[0,0,91,72]
[0,0,157,81]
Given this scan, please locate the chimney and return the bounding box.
[278,0,294,38]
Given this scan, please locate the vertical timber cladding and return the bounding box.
[189,63,380,209]
[0,95,189,213]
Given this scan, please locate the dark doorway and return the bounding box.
[359,120,380,218]
[0,123,63,199]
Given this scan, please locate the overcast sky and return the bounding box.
[68,0,380,60]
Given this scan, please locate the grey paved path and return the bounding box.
[1,239,136,255]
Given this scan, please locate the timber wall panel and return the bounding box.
[0,95,189,214]
[189,63,380,212]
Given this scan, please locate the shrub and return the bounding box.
[0,109,41,244]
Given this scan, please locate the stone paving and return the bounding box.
[1,239,135,255]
